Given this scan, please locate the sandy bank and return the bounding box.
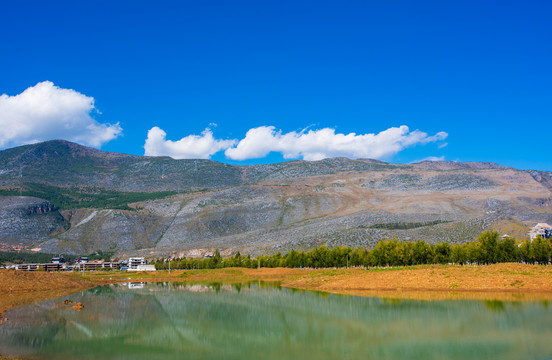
[0,270,96,319]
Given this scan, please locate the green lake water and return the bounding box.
[1,281,551,360]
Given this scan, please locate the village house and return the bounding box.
[529,223,552,241]
[129,257,146,269]
[51,256,66,264]
[126,257,155,271]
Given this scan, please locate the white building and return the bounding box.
[133,264,156,271]
[529,223,552,241]
[128,257,146,270]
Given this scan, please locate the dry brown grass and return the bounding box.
[280,263,552,301]
[0,270,95,317]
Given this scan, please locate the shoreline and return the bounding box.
[2,263,552,315]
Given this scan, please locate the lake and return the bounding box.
[1,281,551,360]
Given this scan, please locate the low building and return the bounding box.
[128,264,156,271]
[129,257,146,270]
[51,256,66,264]
[76,257,88,264]
[529,223,552,240]
[75,261,120,271]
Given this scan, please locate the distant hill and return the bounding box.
[1,140,551,257]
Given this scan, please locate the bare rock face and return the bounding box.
[0,196,67,250]
[39,208,172,255]
[527,170,552,192]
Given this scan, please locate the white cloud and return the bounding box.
[414,156,446,163]
[144,126,236,159]
[224,125,448,161]
[0,81,122,148]
[143,124,448,161]
[438,142,448,149]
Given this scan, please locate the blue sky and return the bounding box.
[0,0,551,170]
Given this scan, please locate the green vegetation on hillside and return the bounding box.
[0,183,178,210]
[365,220,451,230]
[154,231,552,270]
[0,250,114,265]
[0,252,74,265]
[86,250,115,262]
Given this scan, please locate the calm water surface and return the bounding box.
[1,282,551,360]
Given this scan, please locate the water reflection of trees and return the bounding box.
[2,284,552,360]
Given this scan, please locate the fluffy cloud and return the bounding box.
[415,156,446,162]
[144,126,236,159]
[0,81,122,148]
[224,125,448,161]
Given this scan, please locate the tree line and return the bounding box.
[0,183,178,210]
[0,250,115,266]
[154,231,552,270]
[365,220,450,230]
[0,251,62,265]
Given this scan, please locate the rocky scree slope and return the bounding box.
[0,140,551,256]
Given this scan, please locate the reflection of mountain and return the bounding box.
[1,283,552,360]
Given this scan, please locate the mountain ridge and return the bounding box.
[0,140,532,191]
[1,140,551,257]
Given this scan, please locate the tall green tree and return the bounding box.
[477,231,499,264]
[412,240,432,265]
[433,242,451,264]
[497,237,516,262]
[450,243,467,264]
[532,237,550,265]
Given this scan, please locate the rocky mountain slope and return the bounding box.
[1,140,551,257]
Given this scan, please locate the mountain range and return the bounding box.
[1,140,551,258]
